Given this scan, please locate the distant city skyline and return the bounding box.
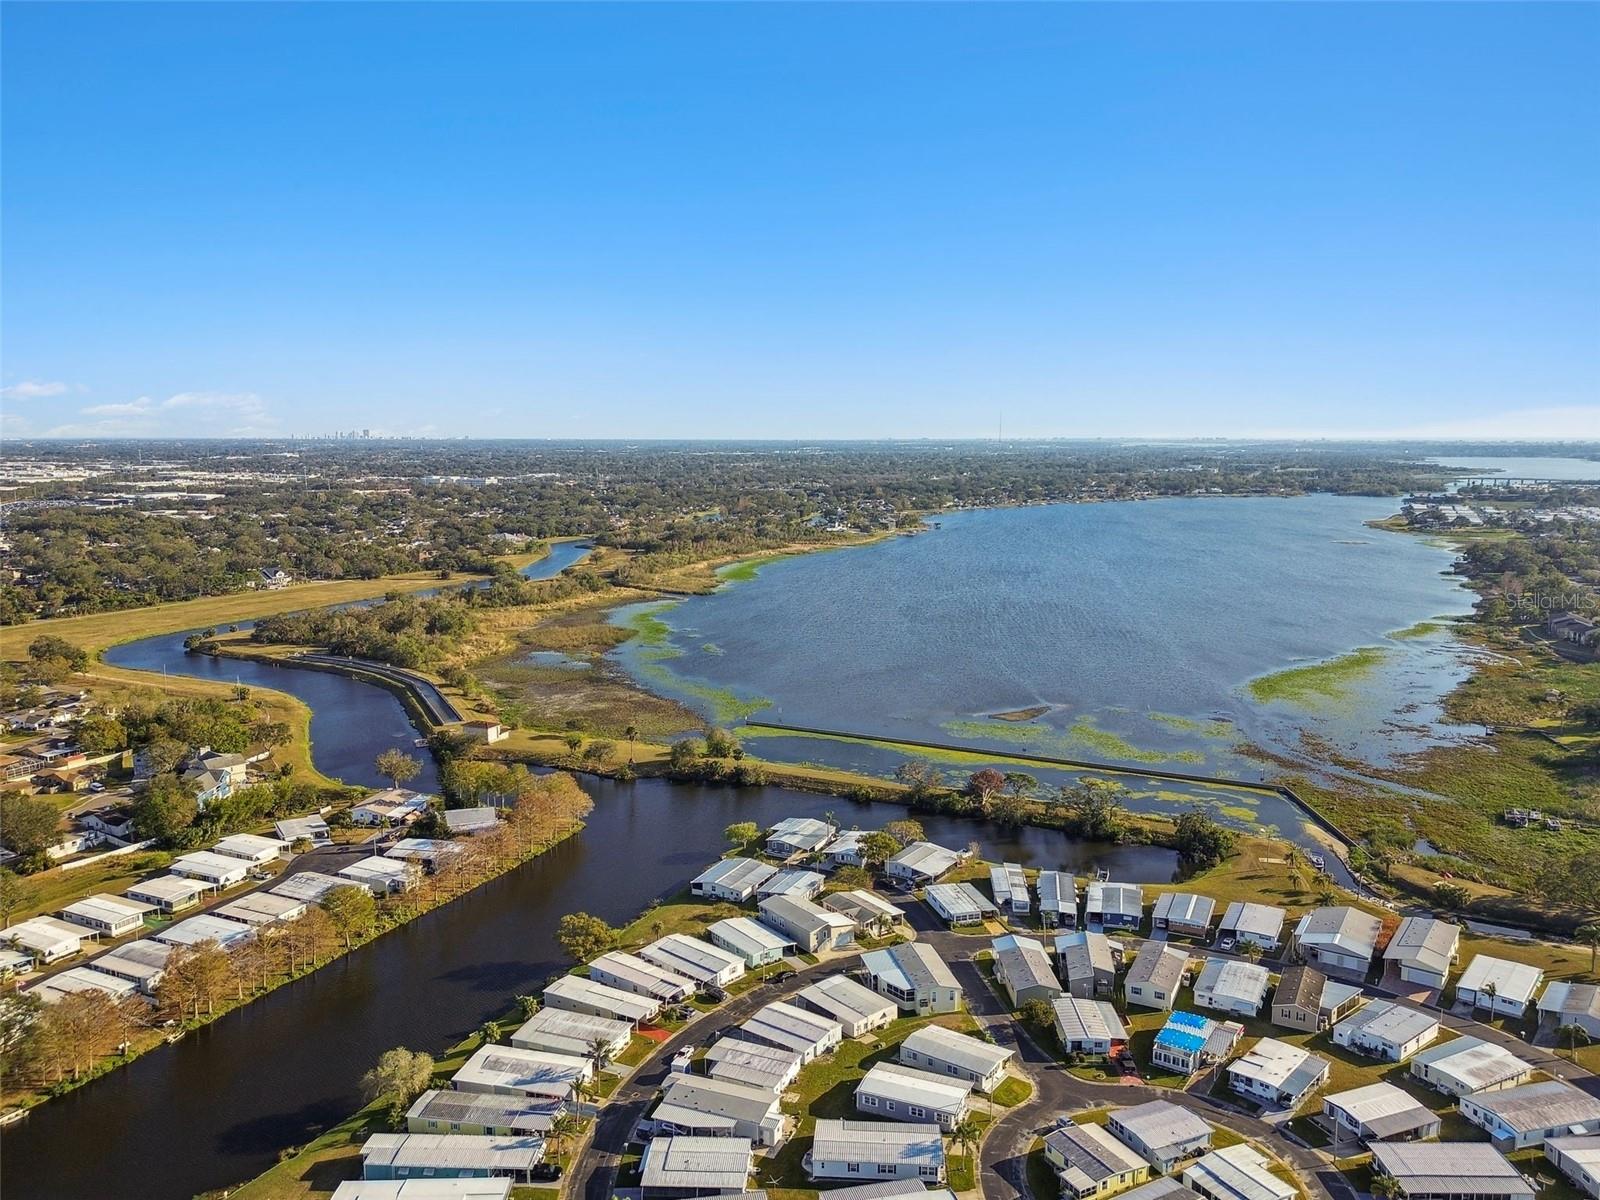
[2,3,1596,440]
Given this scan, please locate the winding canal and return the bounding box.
[1,540,1178,1200]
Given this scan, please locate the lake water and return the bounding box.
[610,497,1481,778]
[1425,455,1600,481]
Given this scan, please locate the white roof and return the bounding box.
[704,1036,803,1089]
[1053,996,1128,1043]
[1411,1036,1530,1091]
[1127,942,1190,993]
[760,868,825,898]
[542,973,659,1022]
[1325,1081,1436,1128]
[452,1045,589,1098]
[1227,1037,1327,1092]
[1219,902,1285,943]
[637,933,745,982]
[212,833,289,860]
[1293,906,1382,960]
[888,841,963,878]
[213,892,307,925]
[339,856,413,884]
[386,838,464,861]
[924,882,995,920]
[443,806,498,832]
[812,1118,944,1168]
[798,974,897,1025]
[990,862,1029,905]
[331,1181,512,1200]
[155,914,255,947]
[7,918,85,953]
[758,894,852,937]
[742,1000,842,1052]
[1195,958,1271,1007]
[1370,1143,1529,1197]
[767,816,835,851]
[708,916,792,957]
[858,1062,972,1111]
[591,950,695,998]
[693,857,778,894]
[61,894,155,926]
[1183,1145,1295,1200]
[126,874,208,902]
[275,815,330,841]
[1539,981,1600,1020]
[1153,892,1216,927]
[171,850,251,879]
[360,1133,545,1176]
[1456,955,1544,1006]
[1111,1100,1212,1150]
[27,965,140,1004]
[639,1135,752,1191]
[1087,881,1144,918]
[1467,1081,1600,1134]
[1384,917,1461,975]
[901,1024,1013,1074]
[1335,1000,1438,1047]
[270,871,351,903]
[512,1005,632,1051]
[88,939,174,983]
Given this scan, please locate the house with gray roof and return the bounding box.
[1546,1136,1600,1200]
[823,889,906,934]
[451,1045,591,1101]
[1539,982,1600,1040]
[861,942,964,1014]
[1052,996,1129,1056]
[1271,964,1363,1033]
[758,894,855,953]
[766,816,836,857]
[1321,1082,1442,1145]
[1037,870,1078,930]
[639,1134,753,1197]
[1383,917,1461,991]
[589,951,696,1002]
[1331,1000,1439,1062]
[1044,1121,1150,1199]
[637,934,746,988]
[1217,902,1286,953]
[359,1133,545,1183]
[740,1000,843,1062]
[692,857,778,903]
[1107,1101,1213,1172]
[1086,882,1144,931]
[796,974,897,1037]
[886,842,965,885]
[993,934,1062,1007]
[1056,929,1117,998]
[923,882,996,926]
[1125,943,1189,1010]
[990,862,1031,916]
[510,1006,632,1059]
[855,1062,972,1130]
[1225,1037,1330,1108]
[653,1073,789,1146]
[1152,893,1215,939]
[1193,958,1271,1017]
[1459,1080,1600,1149]
[406,1089,562,1137]
[706,916,793,966]
[1181,1145,1295,1200]
[1409,1036,1534,1097]
[703,1036,803,1093]
[1370,1142,1533,1200]
[759,868,826,901]
[1455,955,1544,1018]
[1291,906,1382,978]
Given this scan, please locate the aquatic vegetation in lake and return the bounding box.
[942,716,1205,765]
[1246,646,1390,707]
[1147,712,1235,740]
[702,643,724,655]
[717,553,798,584]
[1387,619,1452,640]
[619,602,769,722]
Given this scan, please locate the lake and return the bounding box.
[1425,454,1600,481]
[610,496,1481,779]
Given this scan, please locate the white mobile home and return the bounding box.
[1331,1000,1439,1062]
[443,806,498,835]
[706,917,793,967]
[757,894,855,953]
[1546,1137,1600,1200]
[639,1134,753,1198]
[1193,958,1272,1017]
[758,869,826,901]
[125,874,207,913]
[766,816,836,858]
[27,965,141,1005]
[1383,917,1460,991]
[989,862,1031,916]
[1125,943,1189,1010]
[637,934,746,988]
[274,814,331,846]
[1538,982,1600,1040]
[855,1062,972,1130]
[338,856,417,894]
[886,842,964,885]
[1108,1101,1213,1172]
[212,892,308,926]
[155,913,255,950]
[589,951,696,1002]
[541,974,661,1025]
[1226,1038,1330,1109]
[1459,1081,1600,1150]
[691,857,778,903]
[807,1118,946,1183]
[1370,1142,1534,1200]
[1217,902,1286,953]
[1182,1145,1295,1200]
[270,871,353,905]
[7,917,86,964]
[898,1024,1013,1093]
[452,1044,591,1100]
[510,1006,633,1058]
[1321,1082,1442,1144]
[59,894,155,937]
[923,882,997,927]
[170,851,251,888]
[821,830,875,869]
[1036,870,1077,930]
[1052,996,1129,1056]
[1409,1037,1534,1097]
[796,974,897,1037]
[358,1133,546,1184]
[740,1000,843,1062]
[406,1089,561,1138]
[823,889,906,934]
[1086,881,1143,931]
[211,833,290,865]
[653,1074,789,1146]
[1152,893,1215,939]
[86,938,174,995]
[1291,906,1382,979]
[1454,955,1544,1018]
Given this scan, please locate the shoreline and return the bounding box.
[0,783,593,1120]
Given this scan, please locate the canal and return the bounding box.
[1,544,1179,1200]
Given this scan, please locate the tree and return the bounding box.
[883,819,925,848]
[479,1019,502,1046]
[144,736,189,777]
[320,885,379,950]
[515,994,540,1020]
[1018,998,1054,1028]
[704,729,737,758]
[582,740,616,767]
[667,738,703,771]
[1558,1023,1592,1060]
[133,775,200,843]
[556,911,619,963]
[361,1046,435,1107]
[547,1110,584,1166]
[74,715,128,755]
[1172,809,1236,870]
[1433,882,1472,911]
[0,868,33,927]
[1002,772,1038,797]
[374,749,422,790]
[951,1114,982,1164]
[965,768,1006,810]
[0,795,59,860]
[1063,778,1126,841]
[623,724,638,756]
[563,732,583,755]
[157,941,236,1020]
[1237,939,1263,963]
[1371,1173,1405,1200]
[859,831,901,869]
[1577,925,1600,974]
[725,822,759,853]
[894,761,943,800]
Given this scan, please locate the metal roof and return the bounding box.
[1227,1037,1328,1092]
[127,873,208,902]
[692,856,778,893]
[639,1134,753,1190]
[741,1000,842,1052]
[1324,1081,1437,1136]
[1411,1036,1532,1092]
[1127,942,1189,992]
[888,841,963,879]
[1110,1100,1212,1150]
[1469,1080,1600,1133]
[900,1024,1013,1075]
[1293,906,1382,959]
[1370,1141,1529,1195]
[360,1132,545,1174]
[1153,892,1216,927]
[857,1062,972,1112]
[1087,881,1144,918]
[1044,1121,1148,1187]
[1219,902,1285,943]
[812,1118,944,1167]
[405,1089,560,1133]
[861,941,960,995]
[269,871,350,903]
[798,974,897,1025]
[1456,954,1544,1005]
[1384,917,1461,975]
[1335,1000,1438,1048]
[1182,1145,1294,1200]
[1195,957,1271,1007]
[1052,996,1128,1043]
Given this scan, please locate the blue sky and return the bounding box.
[3,3,1597,440]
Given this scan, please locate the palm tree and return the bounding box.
[1558,1023,1592,1061]
[515,994,539,1020]
[1371,1173,1404,1200]
[624,724,638,762]
[479,1019,501,1046]
[547,1111,583,1166]
[1478,981,1498,1013]
[1238,939,1263,964]
[591,1035,615,1073]
[951,1114,982,1164]
[1316,883,1336,907]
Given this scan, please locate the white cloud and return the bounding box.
[1,380,73,400]
[45,390,277,438]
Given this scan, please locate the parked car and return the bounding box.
[1217,936,1236,952]
[531,1163,563,1182]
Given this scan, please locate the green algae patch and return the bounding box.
[717,552,800,584]
[1246,646,1390,707]
[1147,712,1235,740]
[1387,618,1455,640]
[942,716,1205,765]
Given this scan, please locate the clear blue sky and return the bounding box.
[3,3,1597,440]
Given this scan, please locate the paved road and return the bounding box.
[571,895,1595,1200]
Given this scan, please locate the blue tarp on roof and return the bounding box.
[1168,1011,1209,1030]
[1155,1027,1207,1054]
